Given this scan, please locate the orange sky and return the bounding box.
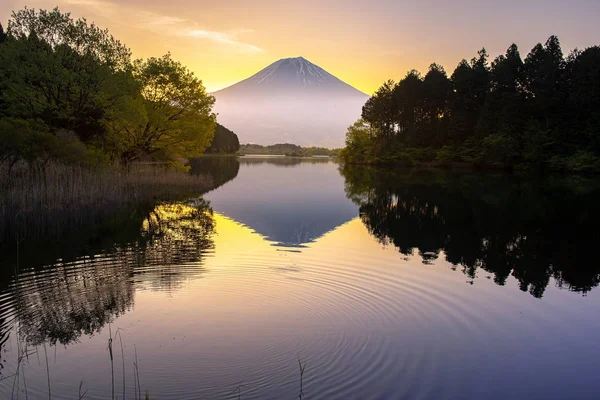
[2,0,599,94]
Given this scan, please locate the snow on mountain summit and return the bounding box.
[211,57,369,147]
[213,57,367,97]
[249,57,335,86]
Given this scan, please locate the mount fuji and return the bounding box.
[211,57,369,148]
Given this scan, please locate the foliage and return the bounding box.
[204,123,240,154]
[0,7,216,169]
[108,53,215,164]
[339,119,375,163]
[7,7,131,68]
[342,36,600,173]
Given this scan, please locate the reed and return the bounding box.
[0,163,213,244]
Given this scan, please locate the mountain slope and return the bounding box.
[213,57,367,98]
[212,57,368,147]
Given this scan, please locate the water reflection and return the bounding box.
[204,157,358,247]
[341,166,600,297]
[187,155,240,187]
[239,156,333,167]
[0,201,215,350]
[2,160,600,400]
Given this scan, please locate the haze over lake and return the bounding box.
[2,158,600,400]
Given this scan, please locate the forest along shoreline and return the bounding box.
[0,8,236,246]
[340,36,600,173]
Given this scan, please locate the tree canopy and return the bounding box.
[0,7,216,169]
[204,123,240,154]
[342,36,600,172]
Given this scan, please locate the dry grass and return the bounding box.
[0,163,213,243]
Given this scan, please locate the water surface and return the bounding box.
[1,158,600,399]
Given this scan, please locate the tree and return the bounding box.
[7,7,131,69]
[566,46,600,153]
[0,24,7,44]
[476,43,526,148]
[424,63,450,121]
[448,49,490,145]
[0,24,7,120]
[523,36,564,130]
[109,54,216,164]
[362,80,396,137]
[340,119,376,163]
[0,29,137,144]
[423,63,451,146]
[393,70,424,139]
[342,36,600,171]
[204,123,240,153]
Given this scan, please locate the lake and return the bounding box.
[1,158,600,399]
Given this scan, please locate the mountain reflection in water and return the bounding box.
[1,159,600,400]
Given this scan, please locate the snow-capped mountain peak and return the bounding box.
[250,57,334,86]
[213,57,367,97]
[211,57,369,147]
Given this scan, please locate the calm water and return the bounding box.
[1,158,600,399]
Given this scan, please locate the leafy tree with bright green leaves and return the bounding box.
[107,53,216,165]
[339,119,376,164]
[0,7,217,168]
[0,31,136,143]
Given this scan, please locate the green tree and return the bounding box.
[362,80,395,137]
[0,7,138,157]
[0,32,136,143]
[340,119,376,163]
[7,7,131,69]
[109,54,216,164]
[204,123,240,153]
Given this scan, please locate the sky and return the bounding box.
[1,0,599,94]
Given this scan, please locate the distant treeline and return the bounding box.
[341,36,600,172]
[239,143,340,157]
[0,8,216,170]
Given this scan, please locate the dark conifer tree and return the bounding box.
[0,24,7,44]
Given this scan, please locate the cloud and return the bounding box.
[185,29,263,53]
[61,0,263,53]
[62,0,118,19]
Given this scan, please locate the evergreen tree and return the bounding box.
[343,36,600,171]
[0,24,7,44]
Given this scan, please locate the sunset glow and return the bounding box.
[2,0,598,93]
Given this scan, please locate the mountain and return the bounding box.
[211,57,369,148]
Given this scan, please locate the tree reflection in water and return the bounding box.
[341,166,600,298]
[0,200,215,351]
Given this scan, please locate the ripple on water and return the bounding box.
[0,217,587,400]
